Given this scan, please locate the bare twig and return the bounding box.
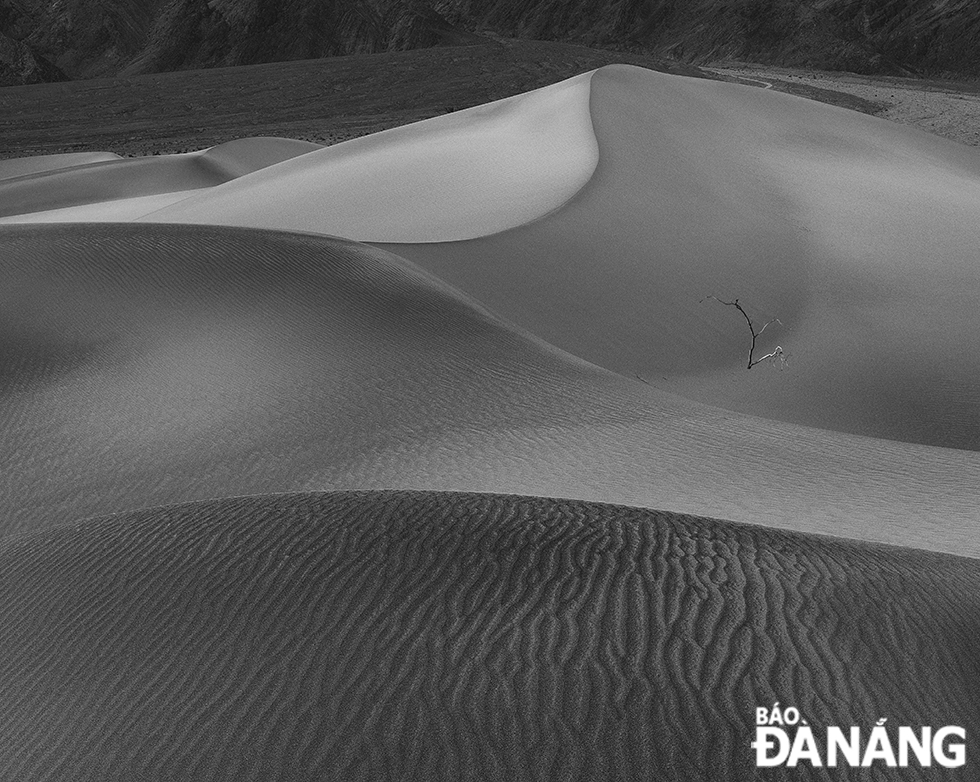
[700,295,786,369]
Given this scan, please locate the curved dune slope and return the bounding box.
[0,491,977,781]
[380,65,980,450]
[2,223,978,554]
[0,151,122,181]
[5,67,977,448]
[0,138,321,220]
[138,72,599,242]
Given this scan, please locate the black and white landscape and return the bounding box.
[1,3,979,780]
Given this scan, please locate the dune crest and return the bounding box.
[138,71,599,241]
[383,64,980,450]
[0,138,321,222]
[0,151,122,181]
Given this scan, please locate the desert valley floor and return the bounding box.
[1,59,979,780]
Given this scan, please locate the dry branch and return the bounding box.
[701,295,786,369]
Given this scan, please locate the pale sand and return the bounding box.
[0,190,204,224]
[136,72,599,241]
[0,137,321,222]
[4,68,980,782]
[382,65,980,450]
[1,491,976,781]
[1,224,977,557]
[16,65,970,449]
[0,151,122,181]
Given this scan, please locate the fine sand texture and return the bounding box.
[1,223,978,556]
[0,137,321,220]
[0,490,976,781]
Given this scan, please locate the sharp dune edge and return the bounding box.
[140,71,600,242]
[2,63,980,780]
[382,65,980,450]
[0,491,977,781]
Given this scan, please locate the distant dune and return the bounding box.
[1,223,977,555]
[0,151,122,181]
[0,137,320,220]
[0,491,976,780]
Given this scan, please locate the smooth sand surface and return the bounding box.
[137,72,599,241]
[379,65,980,450]
[10,67,978,450]
[0,151,122,180]
[0,137,321,220]
[16,66,972,448]
[1,224,977,555]
[0,491,976,781]
[0,190,205,224]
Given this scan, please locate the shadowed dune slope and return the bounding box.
[0,138,321,219]
[137,72,599,242]
[0,490,977,781]
[380,64,980,450]
[1,223,978,554]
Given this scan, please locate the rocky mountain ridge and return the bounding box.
[1,0,977,86]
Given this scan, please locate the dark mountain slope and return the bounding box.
[0,29,65,86]
[1,0,169,79]
[445,0,980,76]
[0,41,707,159]
[2,0,978,83]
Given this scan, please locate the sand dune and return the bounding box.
[0,138,320,221]
[0,490,976,781]
[137,72,598,242]
[0,189,208,224]
[381,65,980,450]
[1,74,597,238]
[5,66,976,448]
[0,151,122,181]
[1,223,977,555]
[2,63,979,782]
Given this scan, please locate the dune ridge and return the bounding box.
[0,490,976,781]
[0,151,122,181]
[381,64,980,450]
[5,65,976,448]
[0,137,321,221]
[137,71,599,242]
[1,223,977,555]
